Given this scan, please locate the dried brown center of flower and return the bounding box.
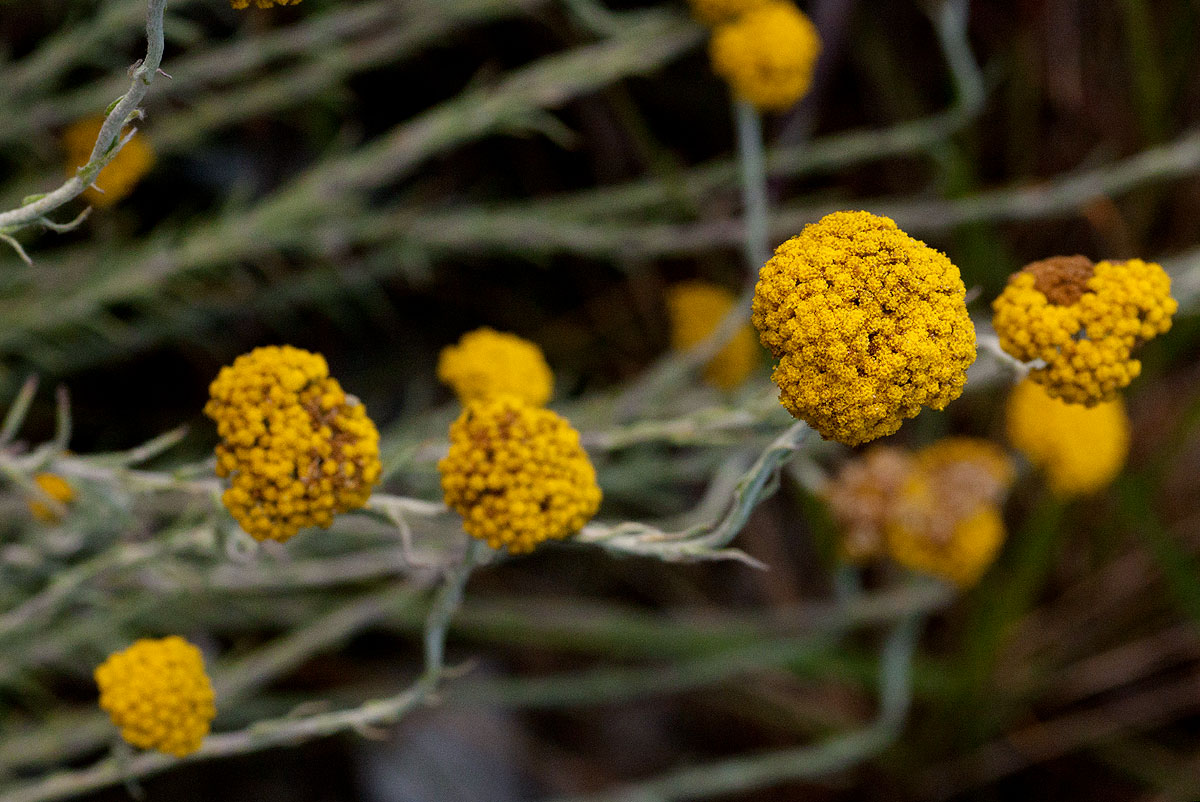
[1021,255,1095,305]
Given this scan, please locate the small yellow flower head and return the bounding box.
[95,636,215,757]
[63,116,155,208]
[753,211,976,446]
[823,446,915,562]
[665,281,759,390]
[885,438,1015,587]
[28,472,75,523]
[709,1,821,111]
[992,256,1177,405]
[439,395,601,554]
[687,0,771,26]
[1006,378,1130,497]
[230,0,301,8]
[204,345,382,542]
[437,328,553,406]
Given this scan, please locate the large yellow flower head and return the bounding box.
[95,636,215,757]
[439,395,601,554]
[231,0,301,8]
[63,116,154,208]
[665,281,759,390]
[992,256,1176,405]
[204,345,382,542]
[885,438,1015,587]
[752,211,976,446]
[687,0,771,26]
[1006,378,1130,497]
[709,1,821,111]
[28,472,75,523]
[437,328,553,406]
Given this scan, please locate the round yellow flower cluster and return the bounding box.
[688,0,770,25]
[28,472,75,523]
[231,0,301,9]
[992,255,1177,405]
[63,116,154,208]
[1006,378,1130,497]
[204,345,382,542]
[752,211,976,446]
[665,281,759,390]
[95,636,215,757]
[437,328,554,406]
[709,1,821,111]
[825,438,1014,587]
[439,395,601,554]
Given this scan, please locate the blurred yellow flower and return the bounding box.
[437,328,553,406]
[439,395,601,554]
[1006,378,1130,497]
[665,281,758,390]
[992,256,1176,405]
[28,472,74,523]
[687,0,771,26]
[709,1,820,110]
[204,345,382,542]
[231,0,301,8]
[63,116,154,208]
[753,211,976,446]
[95,636,215,757]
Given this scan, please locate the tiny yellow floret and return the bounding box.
[709,1,821,111]
[753,211,976,446]
[204,345,382,542]
[63,116,154,208]
[95,636,215,757]
[884,438,1015,587]
[28,472,75,523]
[687,0,771,26]
[439,395,601,554]
[437,328,554,406]
[231,0,301,8]
[1006,378,1130,497]
[665,281,759,390]
[992,256,1176,405]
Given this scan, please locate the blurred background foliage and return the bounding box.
[2,0,1200,800]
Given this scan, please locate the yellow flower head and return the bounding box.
[28,472,75,523]
[885,438,1015,587]
[204,345,382,542]
[752,211,976,446]
[95,636,215,757]
[63,116,154,208]
[665,281,759,390]
[439,395,601,554]
[709,1,821,111]
[823,446,915,562]
[1006,378,1130,497]
[687,0,771,26]
[437,328,553,406]
[992,256,1176,405]
[230,0,301,8]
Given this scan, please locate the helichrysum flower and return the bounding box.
[687,0,771,26]
[63,116,154,208]
[1006,378,1130,497]
[823,446,914,562]
[204,345,382,542]
[439,395,601,554]
[28,472,75,523]
[992,255,1177,405]
[709,1,821,111]
[95,636,215,757]
[665,281,759,390]
[437,328,553,406]
[231,0,301,8]
[885,438,1015,587]
[752,211,976,446]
